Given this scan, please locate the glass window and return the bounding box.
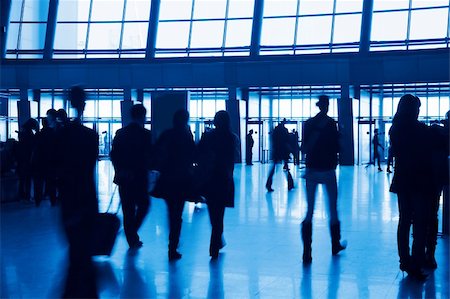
[335,0,363,13]
[202,100,216,118]
[333,14,361,43]
[371,11,408,41]
[292,99,302,117]
[189,99,198,118]
[87,23,121,50]
[228,0,255,18]
[156,22,190,48]
[6,23,20,50]
[279,99,291,118]
[159,0,193,20]
[23,0,50,22]
[261,97,270,117]
[411,0,449,9]
[428,97,440,117]
[57,0,91,21]
[409,8,448,40]
[296,16,332,45]
[53,98,65,110]
[10,0,24,22]
[261,18,296,46]
[225,19,252,47]
[90,0,125,21]
[299,0,334,15]
[40,94,52,116]
[216,100,225,111]
[99,100,112,118]
[373,0,410,11]
[193,0,227,19]
[190,21,225,48]
[125,0,151,21]
[263,0,298,17]
[54,23,88,49]
[84,100,95,118]
[121,22,149,49]
[440,95,450,116]
[19,23,47,49]
[248,96,259,117]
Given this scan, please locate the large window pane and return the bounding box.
[296,16,332,45]
[261,18,296,46]
[409,8,448,40]
[87,23,121,49]
[156,22,190,48]
[263,0,297,17]
[10,0,24,21]
[57,0,90,21]
[299,0,334,15]
[373,0,409,11]
[333,14,361,43]
[122,22,149,49]
[371,11,408,41]
[159,0,193,20]
[54,23,88,49]
[6,23,20,50]
[125,0,151,21]
[90,0,125,21]
[23,0,50,21]
[190,21,224,48]
[225,19,252,47]
[335,0,363,13]
[193,0,227,19]
[411,0,449,9]
[228,0,255,18]
[19,23,47,49]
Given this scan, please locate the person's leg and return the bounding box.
[304,173,318,223]
[266,162,277,191]
[425,191,440,269]
[135,186,150,231]
[397,192,413,271]
[119,186,140,248]
[33,175,44,206]
[167,198,185,259]
[208,202,225,259]
[411,192,427,270]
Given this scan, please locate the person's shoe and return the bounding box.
[424,256,438,270]
[130,241,143,250]
[378,168,383,172]
[266,186,274,192]
[386,169,392,173]
[332,241,347,255]
[168,250,182,261]
[210,249,219,260]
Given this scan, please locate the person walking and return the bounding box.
[372,128,384,171]
[197,110,239,259]
[110,104,153,250]
[246,129,254,165]
[300,95,346,264]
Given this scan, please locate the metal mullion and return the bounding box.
[406,0,412,50]
[330,0,337,53]
[293,0,300,54]
[118,0,128,58]
[222,0,230,57]
[85,0,94,58]
[16,0,26,59]
[187,0,196,57]
[448,2,450,48]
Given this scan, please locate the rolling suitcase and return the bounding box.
[92,185,121,256]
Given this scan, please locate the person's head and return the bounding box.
[249,129,254,134]
[316,95,329,113]
[130,104,146,126]
[395,94,421,122]
[374,128,378,134]
[46,108,57,128]
[23,118,39,132]
[56,109,68,125]
[173,109,190,129]
[213,110,230,130]
[68,85,86,117]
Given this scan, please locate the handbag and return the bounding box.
[92,185,121,256]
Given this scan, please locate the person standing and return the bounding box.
[197,111,238,259]
[17,118,39,202]
[153,109,196,261]
[372,128,384,171]
[246,129,254,165]
[110,104,152,250]
[265,119,294,192]
[56,86,99,297]
[389,94,432,280]
[291,129,301,166]
[300,95,346,264]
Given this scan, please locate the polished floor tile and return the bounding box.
[1,162,448,298]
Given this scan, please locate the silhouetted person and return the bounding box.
[290,129,300,166]
[386,141,394,173]
[154,109,195,261]
[32,109,58,206]
[372,128,384,171]
[300,95,346,264]
[56,86,99,297]
[197,110,238,259]
[389,94,432,280]
[265,119,294,192]
[425,110,450,269]
[17,118,39,202]
[56,108,68,130]
[110,104,152,250]
[246,129,254,165]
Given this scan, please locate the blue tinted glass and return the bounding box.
[57,0,90,21]
[121,22,149,49]
[261,18,296,46]
[409,8,448,39]
[90,0,124,21]
[19,23,47,49]
[87,23,121,49]
[190,20,225,48]
[296,16,332,45]
[371,11,408,41]
[225,19,252,47]
[159,0,193,20]
[54,23,88,49]
[156,21,190,48]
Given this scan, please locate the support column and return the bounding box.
[338,85,355,165]
[227,87,242,163]
[250,0,264,57]
[1,0,12,59]
[377,91,385,161]
[18,89,31,129]
[121,88,133,128]
[43,0,59,60]
[146,0,161,59]
[359,0,374,53]
[151,91,188,141]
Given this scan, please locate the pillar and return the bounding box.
[338,85,355,165]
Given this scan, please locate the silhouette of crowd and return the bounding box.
[2,89,448,297]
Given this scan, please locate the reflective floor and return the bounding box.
[1,162,449,298]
